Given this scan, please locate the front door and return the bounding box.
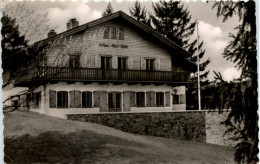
[123,91,131,112]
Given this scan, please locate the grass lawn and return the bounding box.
[4,111,235,164]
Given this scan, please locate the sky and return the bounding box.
[3,0,243,82]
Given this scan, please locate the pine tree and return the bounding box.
[151,0,210,109]
[103,2,114,17]
[129,1,151,26]
[1,14,28,89]
[211,1,258,163]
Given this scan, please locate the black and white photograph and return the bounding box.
[2,0,258,163]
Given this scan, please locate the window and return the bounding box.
[108,92,121,110]
[26,94,31,108]
[57,91,68,108]
[32,92,41,108]
[146,59,155,71]
[118,57,127,70]
[111,27,117,39]
[136,92,145,107]
[119,28,124,40]
[172,94,180,104]
[103,27,110,39]
[35,92,41,108]
[156,92,164,106]
[70,91,81,108]
[69,54,80,68]
[101,56,112,69]
[82,92,92,108]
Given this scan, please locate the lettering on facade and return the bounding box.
[99,43,128,49]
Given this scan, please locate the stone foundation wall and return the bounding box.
[67,111,206,142]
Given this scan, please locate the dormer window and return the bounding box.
[119,28,124,40]
[111,27,117,39]
[103,27,110,39]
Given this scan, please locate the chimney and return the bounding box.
[47,29,57,38]
[67,18,79,30]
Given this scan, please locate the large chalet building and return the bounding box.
[15,11,197,118]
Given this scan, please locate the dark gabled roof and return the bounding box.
[35,11,197,70]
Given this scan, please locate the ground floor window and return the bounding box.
[136,92,145,107]
[172,94,180,104]
[35,92,41,108]
[156,92,164,106]
[82,91,92,108]
[172,94,186,104]
[108,92,121,110]
[57,91,68,108]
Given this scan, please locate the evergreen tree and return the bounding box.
[151,0,210,109]
[129,1,151,26]
[211,1,258,163]
[1,14,28,89]
[103,2,114,17]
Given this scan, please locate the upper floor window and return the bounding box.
[101,56,112,69]
[103,27,110,39]
[103,27,124,40]
[69,54,80,68]
[119,28,124,40]
[111,27,117,39]
[146,59,155,71]
[118,57,127,70]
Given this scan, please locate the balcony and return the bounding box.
[16,67,191,86]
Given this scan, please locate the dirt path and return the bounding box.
[4,111,235,164]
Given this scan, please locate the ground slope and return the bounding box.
[4,111,235,164]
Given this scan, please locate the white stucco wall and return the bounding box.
[29,82,187,118]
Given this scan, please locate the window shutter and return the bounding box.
[140,57,145,70]
[151,91,155,107]
[38,92,41,107]
[180,94,186,104]
[26,94,31,108]
[64,92,68,107]
[130,91,136,107]
[69,55,73,67]
[70,91,75,107]
[146,91,151,107]
[74,91,81,108]
[100,91,108,112]
[20,95,26,108]
[76,54,81,67]
[94,91,101,107]
[49,90,56,108]
[165,91,170,106]
[112,56,117,69]
[32,93,37,108]
[128,57,133,69]
[89,92,93,107]
[155,58,160,70]
[95,55,101,68]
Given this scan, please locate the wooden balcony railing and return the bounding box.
[33,67,191,83]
